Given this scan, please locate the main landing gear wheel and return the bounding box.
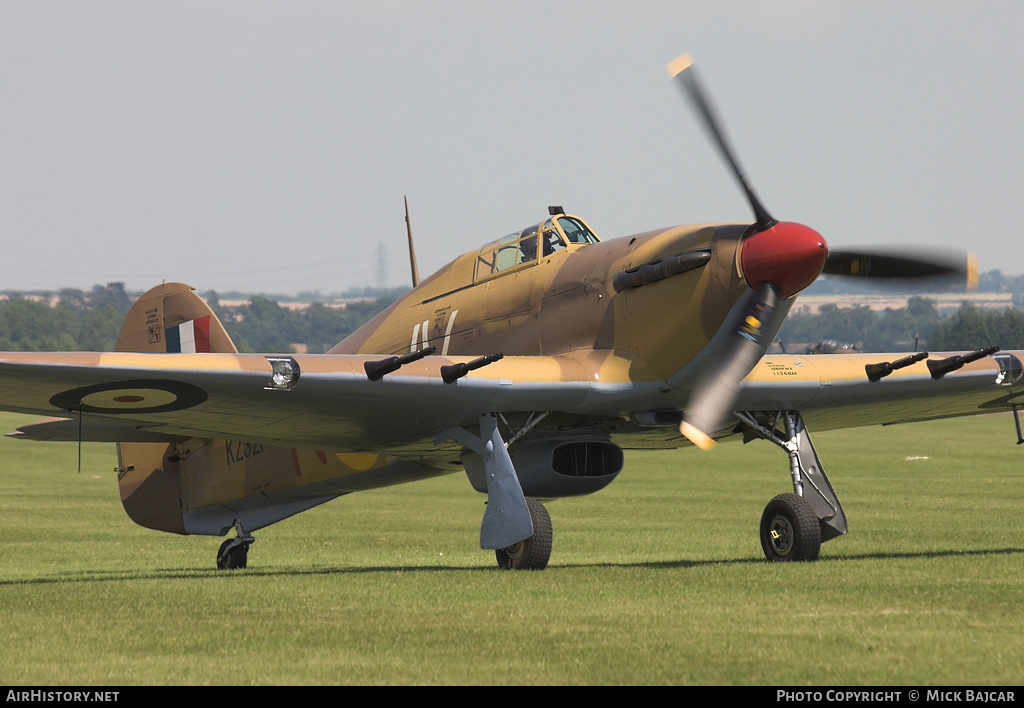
[216,539,249,570]
[760,493,821,562]
[495,498,552,570]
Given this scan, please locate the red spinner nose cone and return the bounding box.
[740,222,828,299]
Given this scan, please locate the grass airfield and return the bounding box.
[1,411,1022,686]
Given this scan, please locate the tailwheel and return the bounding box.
[495,498,552,570]
[216,539,249,570]
[760,493,821,562]
[216,521,254,570]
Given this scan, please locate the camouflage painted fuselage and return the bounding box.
[333,219,751,384]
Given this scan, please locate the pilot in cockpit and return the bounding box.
[542,229,564,256]
[519,235,538,262]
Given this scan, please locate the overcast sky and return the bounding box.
[1,1,1022,295]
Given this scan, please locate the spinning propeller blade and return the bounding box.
[668,54,826,448]
[668,53,775,232]
[679,283,778,450]
[668,53,976,448]
[823,249,977,289]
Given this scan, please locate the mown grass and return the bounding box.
[1,411,1022,685]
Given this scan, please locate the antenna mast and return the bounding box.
[405,196,420,287]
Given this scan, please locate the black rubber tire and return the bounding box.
[495,498,552,570]
[760,493,821,562]
[216,539,249,570]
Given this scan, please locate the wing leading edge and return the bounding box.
[736,351,1024,433]
[2,348,1022,452]
[0,350,654,452]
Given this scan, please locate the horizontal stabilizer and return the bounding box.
[8,416,189,443]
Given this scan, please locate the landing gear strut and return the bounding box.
[446,412,553,570]
[216,520,254,570]
[737,411,847,562]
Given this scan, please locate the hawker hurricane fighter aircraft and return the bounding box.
[2,56,1017,570]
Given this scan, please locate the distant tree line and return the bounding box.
[929,303,1024,351]
[3,280,1024,354]
[777,296,942,352]
[0,284,405,353]
[778,296,1024,353]
[203,290,404,353]
[782,267,1024,351]
[0,283,133,351]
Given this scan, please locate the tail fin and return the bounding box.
[117,283,236,534]
[117,282,237,354]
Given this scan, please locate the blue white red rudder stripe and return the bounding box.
[165,316,212,353]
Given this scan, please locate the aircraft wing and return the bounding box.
[0,351,621,452]
[735,351,1023,433]
[1,349,1019,453]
